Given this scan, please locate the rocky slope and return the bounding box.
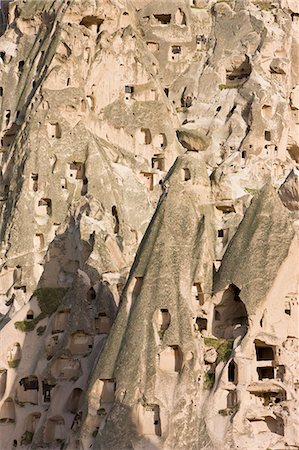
[0,0,298,449]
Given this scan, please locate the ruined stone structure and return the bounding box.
[0,0,298,449]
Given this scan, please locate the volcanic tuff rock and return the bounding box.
[0,0,298,449]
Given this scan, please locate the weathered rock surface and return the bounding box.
[0,0,297,449]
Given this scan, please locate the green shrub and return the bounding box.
[245,187,258,195]
[7,359,20,368]
[14,320,35,332]
[158,330,165,340]
[14,288,68,332]
[35,287,68,315]
[204,372,215,389]
[204,337,233,361]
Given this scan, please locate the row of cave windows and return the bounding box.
[0,387,86,441]
[0,115,274,150]
[5,309,293,380]
[227,355,286,386]
[2,349,286,388]
[135,280,294,341]
[0,94,273,152]
[17,306,111,337]
[0,389,285,443]
[146,35,208,55]
[29,161,86,196]
[33,196,119,236]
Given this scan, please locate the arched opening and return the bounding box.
[156,309,171,332]
[4,110,11,127]
[69,331,93,356]
[66,388,84,414]
[227,389,238,408]
[87,287,96,301]
[174,8,186,25]
[34,233,44,250]
[196,317,207,332]
[94,313,111,334]
[214,310,221,321]
[99,379,116,404]
[153,133,166,149]
[265,130,271,141]
[182,168,191,181]
[30,173,38,192]
[0,369,7,399]
[125,85,134,100]
[147,42,159,52]
[52,309,70,333]
[21,413,41,445]
[81,99,86,112]
[86,95,95,111]
[213,284,248,339]
[228,360,238,384]
[37,198,52,216]
[26,310,34,321]
[7,343,21,368]
[171,45,182,61]
[42,380,55,403]
[159,345,183,372]
[136,128,152,145]
[81,177,88,196]
[50,356,82,380]
[284,301,291,316]
[47,122,61,139]
[141,172,155,191]
[61,178,67,189]
[192,283,204,305]
[18,60,25,74]
[142,404,161,436]
[21,412,41,444]
[261,104,272,119]
[151,154,165,171]
[67,162,85,180]
[17,376,39,404]
[46,335,60,359]
[112,206,119,234]
[44,416,66,444]
[0,398,15,422]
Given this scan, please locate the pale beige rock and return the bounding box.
[0,0,297,449]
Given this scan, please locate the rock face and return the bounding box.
[0,1,297,449]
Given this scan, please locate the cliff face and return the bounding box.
[0,1,298,449]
